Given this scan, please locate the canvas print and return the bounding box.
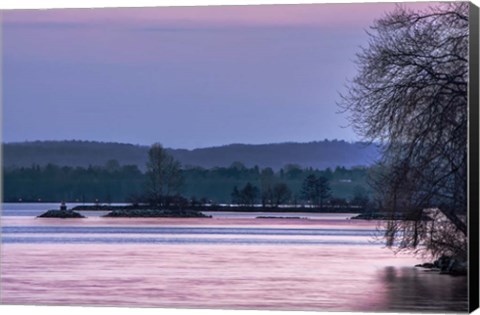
[1,1,478,313]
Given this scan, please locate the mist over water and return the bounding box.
[0,203,468,312]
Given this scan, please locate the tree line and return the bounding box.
[3,144,372,208]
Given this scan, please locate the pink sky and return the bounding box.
[4,2,437,27]
[2,2,446,148]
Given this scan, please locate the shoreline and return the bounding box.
[70,204,365,214]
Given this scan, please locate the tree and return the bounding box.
[283,164,303,180]
[329,197,349,207]
[104,159,121,173]
[272,182,292,207]
[301,174,317,206]
[339,3,468,258]
[301,175,331,208]
[351,185,370,208]
[231,186,241,204]
[316,176,331,209]
[241,182,259,206]
[260,167,275,207]
[145,143,184,207]
[231,182,259,206]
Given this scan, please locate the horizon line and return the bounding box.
[2,138,374,150]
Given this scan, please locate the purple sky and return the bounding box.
[2,2,433,149]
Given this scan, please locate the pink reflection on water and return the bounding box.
[2,216,379,229]
[0,217,425,311]
[1,243,419,310]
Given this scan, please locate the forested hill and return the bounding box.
[2,140,380,171]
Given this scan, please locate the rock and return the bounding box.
[414,255,467,276]
[350,213,390,220]
[103,209,211,218]
[72,205,117,211]
[351,212,432,220]
[438,257,467,276]
[415,263,436,269]
[37,210,85,218]
[256,216,307,219]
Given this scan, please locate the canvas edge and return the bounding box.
[0,1,476,314]
[469,1,480,313]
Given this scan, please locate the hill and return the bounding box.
[2,140,380,171]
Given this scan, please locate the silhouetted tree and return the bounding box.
[340,3,468,258]
[3,161,373,205]
[301,175,331,208]
[231,186,241,204]
[272,182,292,207]
[316,176,331,209]
[231,182,259,206]
[260,167,275,207]
[351,185,370,208]
[284,164,303,180]
[242,182,259,207]
[329,197,349,207]
[146,143,184,207]
[105,159,121,173]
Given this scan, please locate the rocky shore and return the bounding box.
[415,255,467,276]
[350,213,392,220]
[255,216,308,219]
[37,209,85,218]
[71,204,364,213]
[39,205,210,218]
[351,212,432,221]
[103,209,211,218]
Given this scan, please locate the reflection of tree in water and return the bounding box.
[378,267,467,312]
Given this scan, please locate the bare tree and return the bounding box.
[146,143,184,207]
[340,3,469,258]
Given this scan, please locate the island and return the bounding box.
[37,209,85,218]
[38,203,210,218]
[104,208,210,218]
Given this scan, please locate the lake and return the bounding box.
[0,203,468,312]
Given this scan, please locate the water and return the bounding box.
[0,203,115,217]
[0,203,468,312]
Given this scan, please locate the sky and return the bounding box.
[2,2,435,149]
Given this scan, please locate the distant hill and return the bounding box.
[2,140,380,171]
